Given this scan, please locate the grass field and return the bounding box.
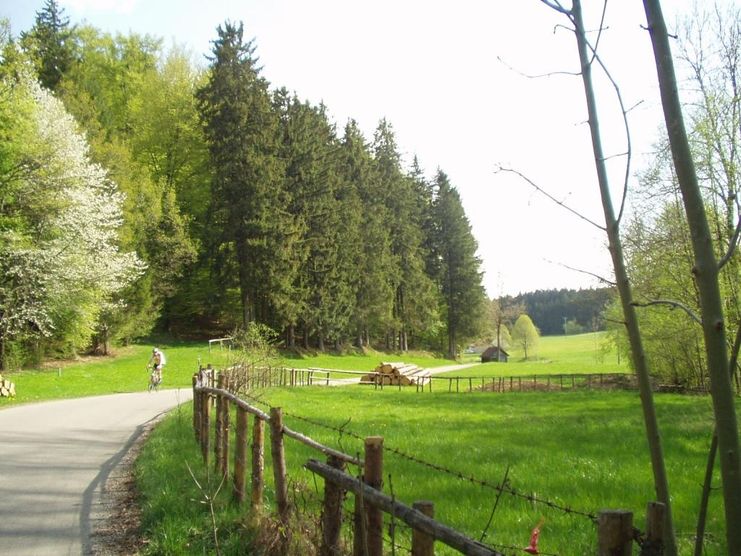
[450,332,627,377]
[139,387,730,555]
[0,332,624,405]
[0,341,451,405]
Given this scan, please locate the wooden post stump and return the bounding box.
[641,501,665,556]
[598,509,633,556]
[412,501,435,556]
[320,455,347,556]
[364,436,384,556]
[269,407,290,524]
[251,416,265,511]
[233,406,248,504]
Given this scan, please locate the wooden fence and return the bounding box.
[191,369,665,555]
[196,364,694,395]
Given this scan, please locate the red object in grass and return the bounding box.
[523,519,543,554]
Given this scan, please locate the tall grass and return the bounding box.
[140,387,731,555]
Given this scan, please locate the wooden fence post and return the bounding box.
[598,510,633,556]
[233,406,248,504]
[320,455,346,556]
[364,436,384,556]
[192,374,200,440]
[641,501,665,556]
[214,375,225,473]
[251,416,265,511]
[200,390,210,464]
[412,500,435,556]
[220,377,230,480]
[269,407,290,524]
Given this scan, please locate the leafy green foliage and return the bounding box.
[512,314,540,360]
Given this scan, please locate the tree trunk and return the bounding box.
[571,2,678,552]
[236,238,252,327]
[286,324,295,349]
[642,2,741,552]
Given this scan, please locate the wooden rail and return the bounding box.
[207,336,233,352]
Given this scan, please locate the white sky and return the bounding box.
[3,0,701,297]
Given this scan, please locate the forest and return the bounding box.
[0,1,494,368]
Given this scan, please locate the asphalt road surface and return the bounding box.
[0,389,192,555]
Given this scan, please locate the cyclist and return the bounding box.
[147,348,166,390]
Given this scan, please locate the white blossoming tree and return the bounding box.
[0,71,144,367]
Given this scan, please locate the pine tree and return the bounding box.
[431,170,486,358]
[197,21,284,327]
[277,96,354,348]
[373,120,437,350]
[22,0,74,91]
[340,120,394,347]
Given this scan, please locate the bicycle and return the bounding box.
[148,365,162,392]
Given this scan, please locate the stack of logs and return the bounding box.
[361,362,431,386]
[0,374,16,397]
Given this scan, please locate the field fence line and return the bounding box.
[193,372,659,554]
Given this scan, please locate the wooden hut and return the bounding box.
[481,346,509,363]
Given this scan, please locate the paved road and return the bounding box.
[0,389,192,555]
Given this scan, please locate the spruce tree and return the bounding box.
[22,0,74,91]
[431,170,486,358]
[340,120,395,347]
[373,120,437,350]
[197,21,284,327]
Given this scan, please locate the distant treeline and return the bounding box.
[503,287,616,336]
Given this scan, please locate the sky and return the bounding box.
[3,0,701,297]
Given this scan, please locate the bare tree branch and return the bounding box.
[631,299,702,325]
[582,36,634,225]
[718,214,741,270]
[589,1,609,66]
[495,55,579,80]
[495,165,606,230]
[539,0,572,17]
[543,257,616,286]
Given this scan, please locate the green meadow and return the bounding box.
[0,332,624,405]
[139,387,729,555]
[451,332,627,377]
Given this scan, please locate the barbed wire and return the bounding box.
[489,541,561,556]
[245,392,599,523]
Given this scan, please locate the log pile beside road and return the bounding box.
[361,362,431,386]
[0,374,16,397]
